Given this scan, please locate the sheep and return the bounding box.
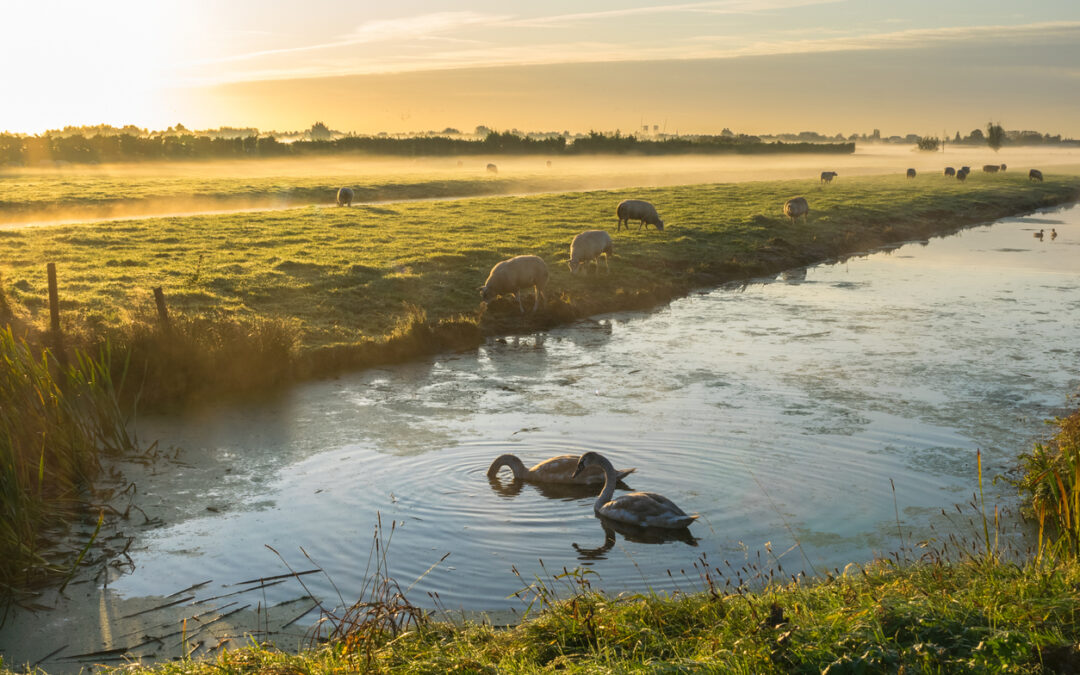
[956,169,968,182]
[480,255,548,312]
[982,164,1000,173]
[961,166,971,173]
[944,167,956,176]
[616,199,665,232]
[486,163,498,174]
[546,160,552,168]
[336,187,354,206]
[568,230,614,275]
[1029,168,1044,182]
[906,168,916,179]
[1000,163,1007,171]
[820,171,838,184]
[783,196,809,224]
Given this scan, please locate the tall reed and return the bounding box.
[1017,408,1080,559]
[0,327,134,591]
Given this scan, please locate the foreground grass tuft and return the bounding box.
[2,556,1067,674]
[1018,406,1080,559]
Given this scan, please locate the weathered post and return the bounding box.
[153,286,171,333]
[46,262,67,366]
[47,263,60,335]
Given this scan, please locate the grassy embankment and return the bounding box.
[1,171,1077,406]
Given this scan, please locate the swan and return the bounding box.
[487,453,635,485]
[572,451,697,529]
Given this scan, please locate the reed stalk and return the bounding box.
[0,327,135,591]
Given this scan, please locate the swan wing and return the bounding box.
[598,492,697,529]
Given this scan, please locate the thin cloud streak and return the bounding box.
[184,19,1080,86]
[503,0,842,28]
[188,1,836,69]
[190,11,507,66]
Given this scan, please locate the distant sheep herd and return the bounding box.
[332,159,1049,315]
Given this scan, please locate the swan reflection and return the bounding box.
[573,518,699,561]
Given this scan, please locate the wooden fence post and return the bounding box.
[153,286,171,333]
[46,262,67,366]
[47,262,60,335]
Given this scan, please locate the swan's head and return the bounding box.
[572,451,605,478]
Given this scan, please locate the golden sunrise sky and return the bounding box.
[3,0,1079,136]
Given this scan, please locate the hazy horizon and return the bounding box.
[3,1,1079,136]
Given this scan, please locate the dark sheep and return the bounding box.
[820,171,838,184]
[982,164,1000,173]
[616,199,665,232]
[486,163,498,174]
[906,168,916,179]
[1029,169,1043,182]
[783,197,809,224]
[944,167,956,176]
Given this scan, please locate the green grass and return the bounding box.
[1,171,1077,404]
[3,556,1073,674]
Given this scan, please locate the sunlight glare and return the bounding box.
[1,1,195,132]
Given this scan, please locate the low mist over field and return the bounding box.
[3,145,1078,227]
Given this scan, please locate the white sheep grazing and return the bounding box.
[783,196,809,224]
[568,230,614,274]
[336,187,354,206]
[616,199,665,232]
[480,255,548,312]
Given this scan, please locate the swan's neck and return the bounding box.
[593,456,618,513]
[489,454,526,480]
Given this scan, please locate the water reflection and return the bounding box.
[573,518,700,561]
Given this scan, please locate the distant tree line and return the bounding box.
[0,129,853,167]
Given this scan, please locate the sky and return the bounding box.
[2,0,1079,136]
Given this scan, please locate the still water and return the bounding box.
[3,205,1078,668]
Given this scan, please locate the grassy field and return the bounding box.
[1,171,1077,404]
